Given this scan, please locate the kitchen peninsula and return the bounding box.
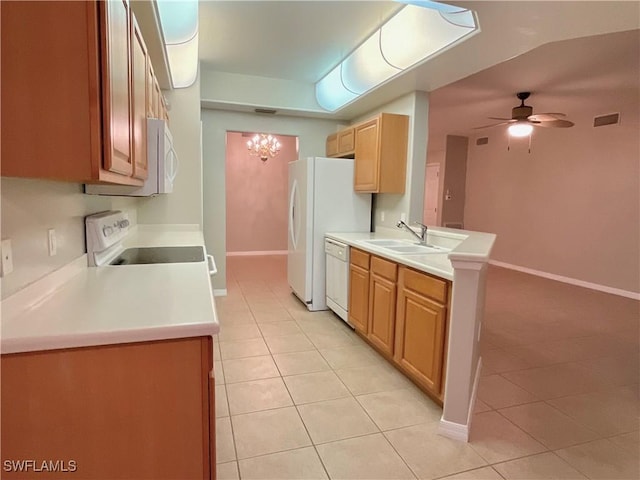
[326,226,496,442]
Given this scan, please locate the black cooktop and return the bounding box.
[110,246,205,265]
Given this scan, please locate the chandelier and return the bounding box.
[247,133,281,162]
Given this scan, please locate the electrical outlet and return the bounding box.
[400,212,406,222]
[1,239,14,276]
[48,229,57,256]
[380,211,385,222]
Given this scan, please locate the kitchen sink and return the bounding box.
[362,239,411,247]
[361,239,450,255]
[385,244,450,254]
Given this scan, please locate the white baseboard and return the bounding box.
[213,289,227,297]
[490,260,640,300]
[226,250,287,257]
[438,357,482,443]
[438,419,469,442]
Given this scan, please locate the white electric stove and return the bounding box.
[85,211,206,267]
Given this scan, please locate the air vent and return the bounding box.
[593,113,620,127]
[476,137,489,146]
[255,108,277,115]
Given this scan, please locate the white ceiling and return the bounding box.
[197,1,640,121]
[199,1,401,83]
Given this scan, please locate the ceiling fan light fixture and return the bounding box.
[508,122,533,137]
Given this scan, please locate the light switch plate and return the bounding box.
[1,239,14,276]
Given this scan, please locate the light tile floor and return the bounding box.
[214,256,639,480]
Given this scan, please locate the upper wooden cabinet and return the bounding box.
[131,15,148,180]
[0,1,155,185]
[326,128,355,158]
[102,0,134,178]
[325,113,408,193]
[354,113,408,193]
[326,133,339,157]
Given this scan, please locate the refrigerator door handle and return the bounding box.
[289,179,298,249]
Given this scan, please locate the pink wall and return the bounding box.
[225,132,298,253]
[464,102,640,294]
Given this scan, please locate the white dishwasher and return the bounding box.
[325,238,350,324]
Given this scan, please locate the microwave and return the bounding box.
[84,118,178,196]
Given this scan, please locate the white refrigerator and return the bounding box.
[288,157,372,311]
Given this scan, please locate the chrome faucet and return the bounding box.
[396,220,430,245]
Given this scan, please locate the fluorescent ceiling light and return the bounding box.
[316,66,360,112]
[165,33,199,89]
[397,0,467,14]
[157,0,199,89]
[342,31,401,93]
[315,2,478,112]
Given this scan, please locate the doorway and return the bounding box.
[423,163,440,226]
[225,131,298,256]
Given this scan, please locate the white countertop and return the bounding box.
[326,226,496,280]
[1,224,219,354]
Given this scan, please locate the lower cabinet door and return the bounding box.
[395,287,446,395]
[1,338,212,479]
[348,263,369,333]
[368,273,396,356]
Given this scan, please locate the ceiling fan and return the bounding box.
[474,92,574,137]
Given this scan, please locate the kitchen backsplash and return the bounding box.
[0,177,139,299]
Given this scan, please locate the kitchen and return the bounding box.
[2,1,639,479]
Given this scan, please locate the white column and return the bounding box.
[438,258,488,442]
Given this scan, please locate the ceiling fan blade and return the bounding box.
[487,117,513,121]
[534,119,575,128]
[473,120,514,130]
[528,113,566,122]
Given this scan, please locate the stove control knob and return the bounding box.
[103,226,114,237]
[118,219,130,228]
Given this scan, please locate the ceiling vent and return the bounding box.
[255,108,278,115]
[593,113,620,127]
[476,137,489,146]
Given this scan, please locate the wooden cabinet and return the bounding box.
[354,113,408,193]
[338,128,356,154]
[368,256,398,356]
[324,113,408,191]
[395,267,448,396]
[326,128,355,158]
[1,337,216,479]
[348,249,370,334]
[131,15,148,180]
[160,93,170,123]
[102,0,133,178]
[0,1,152,185]
[347,248,450,402]
[326,133,339,157]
